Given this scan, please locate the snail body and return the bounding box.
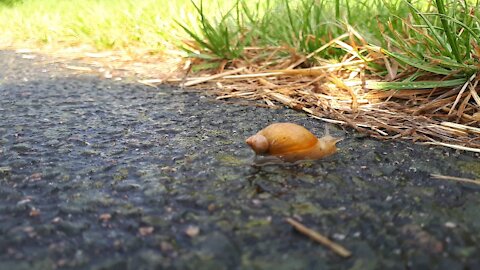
[246,123,340,162]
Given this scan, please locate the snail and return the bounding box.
[246,123,341,163]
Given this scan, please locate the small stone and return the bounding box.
[160,241,173,252]
[113,240,123,250]
[185,225,200,238]
[17,198,32,205]
[29,173,42,181]
[52,217,62,224]
[29,208,41,217]
[332,233,346,241]
[99,213,112,222]
[23,226,34,233]
[445,221,457,228]
[258,193,271,199]
[252,199,261,206]
[139,226,154,236]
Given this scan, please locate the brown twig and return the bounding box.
[285,218,352,258]
[431,174,480,185]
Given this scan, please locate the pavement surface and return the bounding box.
[0,50,479,269]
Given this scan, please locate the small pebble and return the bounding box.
[139,226,154,236]
[445,222,457,228]
[185,225,200,238]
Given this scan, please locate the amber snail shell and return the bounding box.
[245,123,341,162]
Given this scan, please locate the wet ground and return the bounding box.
[0,50,479,269]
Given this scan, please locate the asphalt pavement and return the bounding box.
[1,50,479,269]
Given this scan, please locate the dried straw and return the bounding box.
[166,43,480,153]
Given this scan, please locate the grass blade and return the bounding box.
[366,78,468,90]
[434,0,462,62]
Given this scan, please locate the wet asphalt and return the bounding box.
[0,50,480,269]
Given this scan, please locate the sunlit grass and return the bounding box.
[2,0,479,76]
[2,0,479,85]
[0,0,227,51]
[179,0,480,87]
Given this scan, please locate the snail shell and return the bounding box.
[246,123,340,162]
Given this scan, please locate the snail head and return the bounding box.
[246,134,269,154]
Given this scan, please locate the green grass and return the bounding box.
[0,0,228,51]
[178,0,480,89]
